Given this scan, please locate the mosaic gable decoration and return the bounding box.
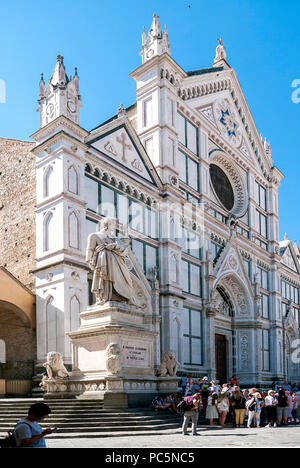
[214,99,242,147]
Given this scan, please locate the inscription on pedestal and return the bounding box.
[121,340,149,367]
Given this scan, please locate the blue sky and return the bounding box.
[0,0,299,241]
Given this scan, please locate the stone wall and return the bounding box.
[0,138,36,292]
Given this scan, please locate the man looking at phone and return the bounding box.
[14,403,54,448]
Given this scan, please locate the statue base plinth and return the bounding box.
[49,302,176,408]
[43,375,179,407]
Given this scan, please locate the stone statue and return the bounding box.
[106,343,122,375]
[214,37,227,65]
[86,218,135,305]
[43,352,69,380]
[156,351,179,377]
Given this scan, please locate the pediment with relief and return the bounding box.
[90,126,156,184]
[281,246,299,273]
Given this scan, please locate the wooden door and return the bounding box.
[215,334,227,384]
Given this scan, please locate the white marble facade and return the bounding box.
[33,14,300,386]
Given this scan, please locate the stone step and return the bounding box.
[0,418,179,429]
[0,423,180,434]
[0,415,178,422]
[0,408,164,417]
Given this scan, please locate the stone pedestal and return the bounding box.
[43,302,178,407]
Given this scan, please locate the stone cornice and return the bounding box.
[30,115,89,142]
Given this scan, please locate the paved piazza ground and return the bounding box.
[47,425,300,448]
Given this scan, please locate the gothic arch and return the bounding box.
[43,211,55,252]
[70,295,80,332]
[43,165,55,198]
[68,165,79,195]
[213,272,253,318]
[68,211,80,249]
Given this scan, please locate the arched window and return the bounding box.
[44,166,55,198]
[46,296,57,354]
[44,212,55,252]
[68,166,79,195]
[69,212,80,249]
[0,340,6,364]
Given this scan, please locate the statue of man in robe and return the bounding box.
[86,218,135,305]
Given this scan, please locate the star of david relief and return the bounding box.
[214,99,242,147]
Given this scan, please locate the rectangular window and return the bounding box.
[178,113,186,145]
[183,307,203,366]
[257,210,267,238]
[117,193,129,228]
[182,260,201,297]
[167,98,174,127]
[85,217,99,244]
[243,259,251,279]
[85,176,99,213]
[178,150,187,183]
[101,185,115,218]
[255,182,267,210]
[131,238,158,277]
[187,157,198,190]
[143,98,153,127]
[130,201,144,234]
[187,121,197,154]
[181,260,189,292]
[262,329,270,371]
[261,294,269,319]
[258,267,269,290]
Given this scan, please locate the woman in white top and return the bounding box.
[218,392,230,426]
[264,390,277,427]
[247,392,263,428]
[206,392,219,425]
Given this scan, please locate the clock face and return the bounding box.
[46,103,54,118]
[146,49,154,58]
[67,100,76,113]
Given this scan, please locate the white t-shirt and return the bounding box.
[14,419,46,448]
[265,396,276,407]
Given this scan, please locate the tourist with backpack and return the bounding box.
[181,393,201,436]
[13,403,54,448]
[247,392,263,428]
[231,387,246,428]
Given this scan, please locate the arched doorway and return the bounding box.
[212,272,253,384]
[0,301,36,380]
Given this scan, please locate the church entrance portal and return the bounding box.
[215,334,227,384]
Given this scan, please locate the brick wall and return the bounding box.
[0,138,36,292]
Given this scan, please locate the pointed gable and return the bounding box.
[86,117,161,187]
[179,66,276,178]
[280,243,300,273]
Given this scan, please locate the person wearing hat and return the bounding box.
[247,392,263,428]
[264,390,277,427]
[182,393,201,436]
[201,384,210,416]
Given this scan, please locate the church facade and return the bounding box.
[1,14,300,388]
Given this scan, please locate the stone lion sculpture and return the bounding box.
[156,351,179,377]
[106,343,122,375]
[43,352,70,380]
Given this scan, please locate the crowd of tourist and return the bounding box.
[152,375,300,435]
